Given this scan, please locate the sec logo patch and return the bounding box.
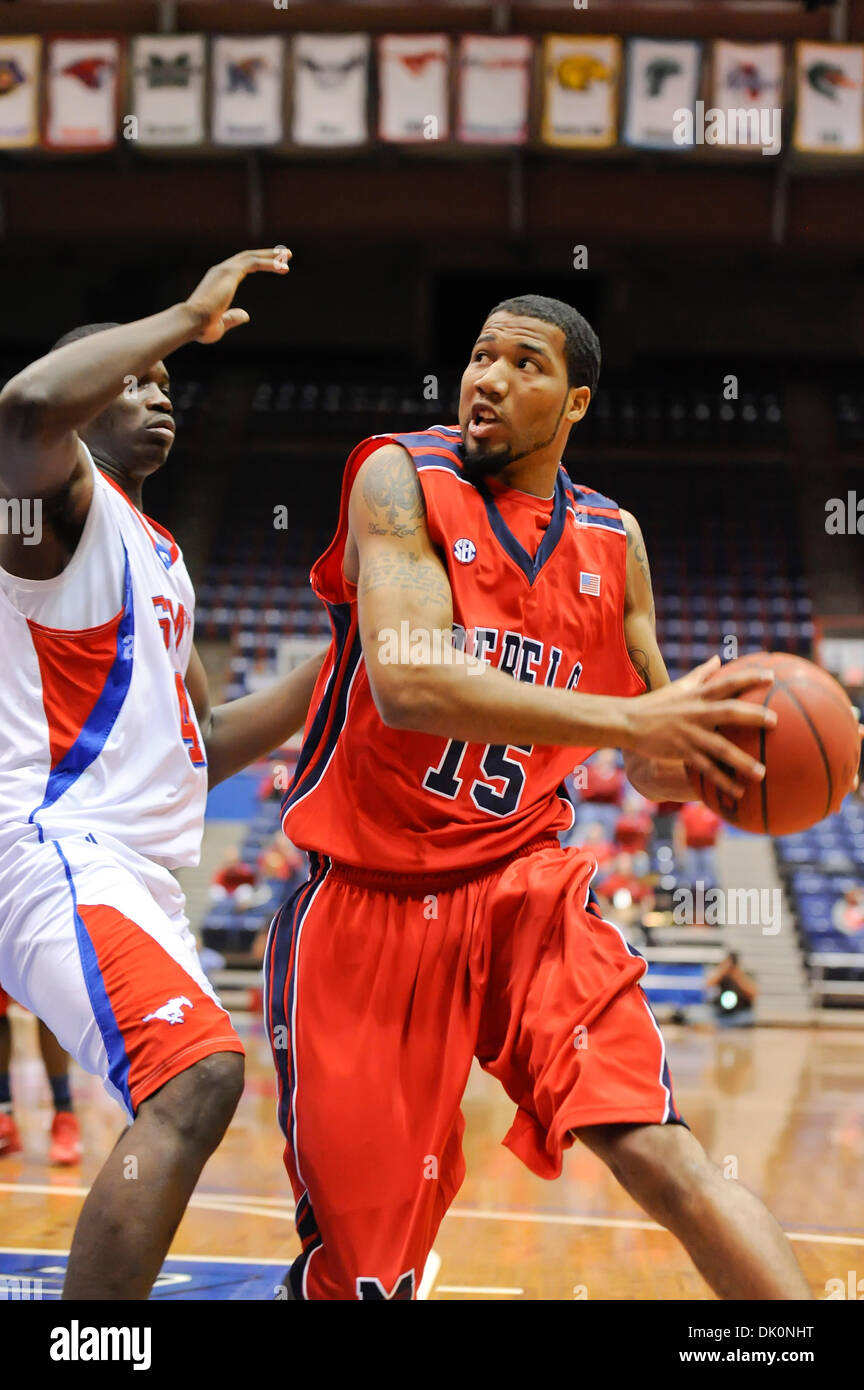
[453,538,477,564]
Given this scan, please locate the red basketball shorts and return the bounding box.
[264,837,684,1301]
[0,983,7,1018]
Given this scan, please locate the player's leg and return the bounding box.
[38,1018,81,1165]
[1,843,245,1298]
[0,985,22,1156]
[65,1051,243,1299]
[478,842,810,1299]
[573,1120,810,1299]
[265,861,479,1300]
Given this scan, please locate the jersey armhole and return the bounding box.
[598,496,649,698]
[0,446,106,606]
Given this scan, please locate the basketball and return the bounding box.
[690,652,860,837]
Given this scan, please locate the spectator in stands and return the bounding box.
[257,749,299,802]
[675,800,722,888]
[209,846,257,903]
[246,657,278,695]
[614,794,654,855]
[705,951,757,1028]
[257,769,280,802]
[832,888,864,937]
[570,748,625,841]
[594,852,654,929]
[577,820,616,870]
[258,831,304,886]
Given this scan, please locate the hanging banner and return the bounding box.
[710,41,784,155]
[541,34,620,148]
[44,36,120,150]
[0,36,40,148]
[131,34,205,147]
[457,35,532,144]
[378,34,450,143]
[212,35,284,146]
[794,42,864,154]
[292,33,369,147]
[623,37,702,150]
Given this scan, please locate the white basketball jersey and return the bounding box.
[0,449,208,875]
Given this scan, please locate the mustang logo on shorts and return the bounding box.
[142,995,193,1026]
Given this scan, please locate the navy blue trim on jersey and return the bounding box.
[568,483,620,511]
[292,1191,325,1299]
[264,900,295,1142]
[566,482,627,535]
[282,603,360,817]
[478,470,569,585]
[586,885,687,1128]
[289,1238,322,1301]
[395,427,465,477]
[265,856,328,1144]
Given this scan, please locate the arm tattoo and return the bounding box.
[628,646,652,692]
[359,550,450,610]
[362,451,425,539]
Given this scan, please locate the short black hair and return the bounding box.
[50,322,120,353]
[487,294,601,394]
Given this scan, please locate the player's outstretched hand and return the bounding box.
[626,654,778,799]
[185,247,291,344]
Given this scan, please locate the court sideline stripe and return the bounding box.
[1,1185,862,1246]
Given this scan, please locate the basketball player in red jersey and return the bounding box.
[268,295,811,1300]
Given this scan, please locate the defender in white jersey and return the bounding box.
[0,248,322,1299]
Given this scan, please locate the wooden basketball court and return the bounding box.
[1,1011,862,1300]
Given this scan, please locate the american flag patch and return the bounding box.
[580,572,601,596]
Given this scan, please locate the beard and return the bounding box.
[460,441,514,483]
[459,395,570,485]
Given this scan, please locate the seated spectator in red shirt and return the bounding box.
[258,770,279,802]
[583,749,624,805]
[210,848,257,902]
[577,820,616,868]
[594,852,654,927]
[615,796,654,854]
[832,888,864,937]
[675,801,723,888]
[570,749,625,841]
[258,832,304,884]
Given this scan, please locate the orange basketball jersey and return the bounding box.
[282,426,645,874]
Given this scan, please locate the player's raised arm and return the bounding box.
[349,446,778,794]
[0,248,291,501]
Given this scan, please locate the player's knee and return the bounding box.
[144,1051,244,1151]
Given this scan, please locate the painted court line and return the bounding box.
[437,1285,524,1295]
[0,1246,289,1266]
[2,1184,863,1248]
[417,1250,441,1300]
